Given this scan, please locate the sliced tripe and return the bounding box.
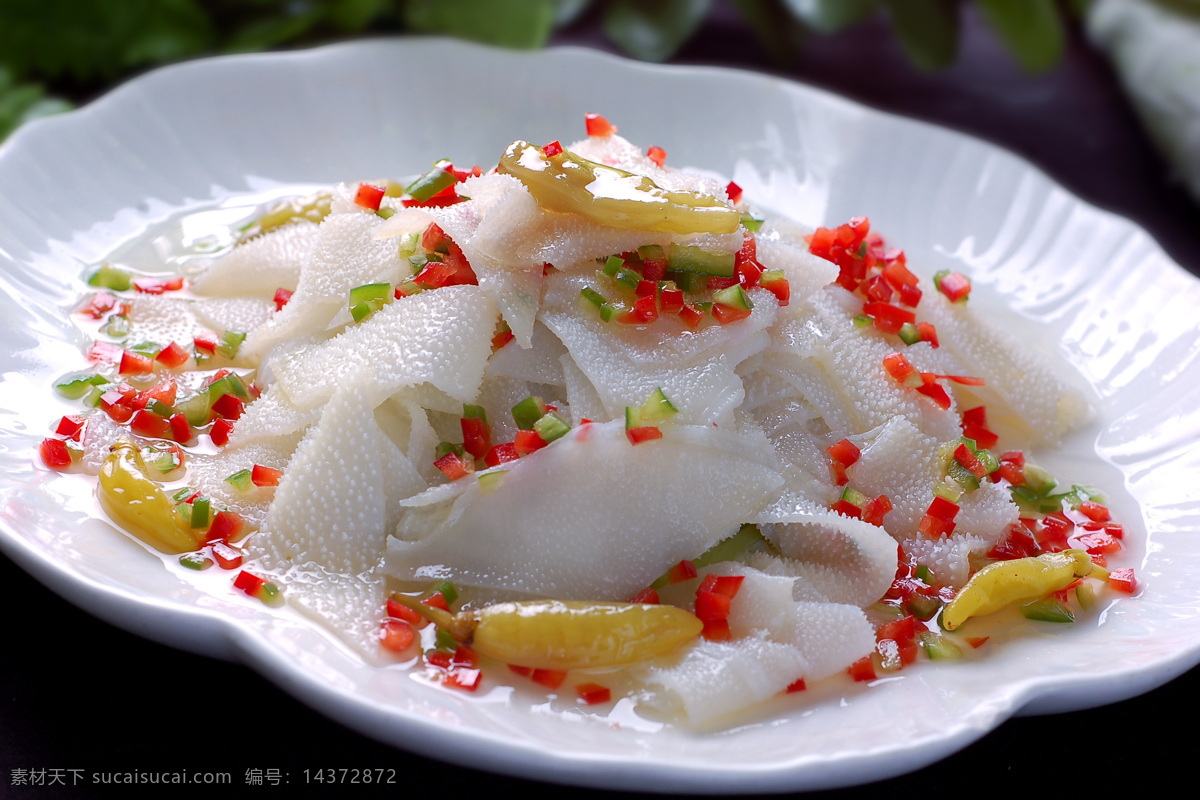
[252,378,388,576]
[903,533,988,589]
[386,419,783,600]
[226,383,320,449]
[751,504,899,607]
[754,219,839,310]
[243,210,406,361]
[484,321,567,386]
[186,437,302,528]
[192,297,274,340]
[270,285,498,413]
[274,563,387,661]
[848,416,1017,547]
[759,287,962,441]
[916,291,1089,447]
[190,221,317,298]
[634,635,809,726]
[560,354,608,424]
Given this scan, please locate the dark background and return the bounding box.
[2,5,1197,798]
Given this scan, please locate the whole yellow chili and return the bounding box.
[393,593,703,670]
[97,440,202,554]
[941,549,1095,631]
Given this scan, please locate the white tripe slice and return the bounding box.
[560,354,608,424]
[226,384,320,448]
[271,285,498,413]
[849,416,1017,545]
[375,394,442,486]
[243,211,406,361]
[748,395,838,507]
[80,411,124,474]
[185,438,300,528]
[541,274,776,426]
[545,272,778,366]
[471,375,536,445]
[192,297,275,339]
[484,321,566,385]
[917,291,1089,447]
[904,533,988,589]
[763,288,962,441]
[386,420,783,600]
[752,508,898,607]
[190,222,317,298]
[253,381,388,576]
[273,563,386,660]
[634,635,808,726]
[125,296,205,351]
[754,223,839,309]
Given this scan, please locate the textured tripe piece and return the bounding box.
[125,296,208,353]
[190,222,317,298]
[849,416,1017,546]
[271,285,498,413]
[80,412,124,474]
[751,506,899,607]
[192,297,275,341]
[185,438,301,528]
[917,291,1089,447]
[243,210,406,360]
[484,321,567,386]
[254,380,388,576]
[634,635,808,726]
[275,563,386,660]
[386,420,783,600]
[559,354,608,424]
[226,384,321,449]
[754,219,839,309]
[760,288,962,441]
[905,533,989,589]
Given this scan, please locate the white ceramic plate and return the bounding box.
[2,40,1199,793]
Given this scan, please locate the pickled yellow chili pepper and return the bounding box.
[239,191,333,241]
[393,593,703,670]
[97,440,202,554]
[941,549,1095,631]
[497,141,740,236]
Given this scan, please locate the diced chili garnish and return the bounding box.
[531,669,568,689]
[1069,530,1121,556]
[209,418,234,447]
[354,182,386,211]
[632,293,659,323]
[133,276,184,294]
[861,495,893,527]
[54,415,85,438]
[513,429,548,456]
[1108,568,1137,593]
[659,288,684,314]
[726,181,743,205]
[386,596,424,625]
[848,656,876,682]
[626,426,663,445]
[484,442,520,466]
[130,409,170,439]
[273,287,293,311]
[987,523,1040,560]
[250,464,284,487]
[543,140,563,157]
[211,393,245,420]
[882,353,921,387]
[954,443,987,479]
[79,291,118,319]
[712,303,752,325]
[576,683,612,705]
[380,619,416,653]
[786,678,807,693]
[39,438,72,469]
[701,618,731,641]
[206,510,244,543]
[646,146,666,168]
[434,451,474,480]
[460,416,492,460]
[154,341,189,369]
[695,591,733,621]
[760,274,790,306]
[211,541,243,570]
[961,405,998,449]
[119,350,155,375]
[937,271,971,302]
[666,559,697,584]
[678,303,705,329]
[629,587,660,604]
[233,570,267,596]
[919,496,959,537]
[1078,501,1111,523]
[194,333,218,354]
[584,113,617,137]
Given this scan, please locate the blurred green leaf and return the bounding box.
[603,0,712,62]
[0,68,72,141]
[976,0,1065,72]
[326,0,393,31]
[550,0,594,26]
[224,6,324,53]
[732,0,806,67]
[782,0,878,33]
[883,0,958,70]
[403,0,556,49]
[0,0,212,82]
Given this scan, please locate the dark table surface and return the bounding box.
[3,4,1198,798]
